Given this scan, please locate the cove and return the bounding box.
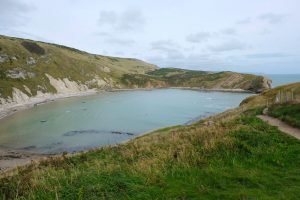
[0,89,250,153]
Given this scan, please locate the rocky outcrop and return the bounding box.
[45,74,88,93]
[26,57,37,65]
[0,54,8,63]
[262,77,272,90]
[12,88,30,104]
[85,75,111,88]
[6,68,36,79]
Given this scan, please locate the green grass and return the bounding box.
[269,103,300,128]
[1,107,300,199]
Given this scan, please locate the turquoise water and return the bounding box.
[266,74,300,87]
[0,89,250,153]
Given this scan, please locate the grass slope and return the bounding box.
[1,87,300,198]
[0,35,157,98]
[269,103,300,128]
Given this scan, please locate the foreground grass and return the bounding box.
[268,103,300,128]
[1,107,300,199]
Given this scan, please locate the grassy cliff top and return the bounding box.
[121,68,271,93]
[241,82,300,107]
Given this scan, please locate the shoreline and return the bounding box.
[107,87,254,94]
[0,87,254,174]
[0,90,99,121]
[0,87,254,121]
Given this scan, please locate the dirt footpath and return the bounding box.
[258,115,300,140]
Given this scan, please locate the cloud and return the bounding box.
[119,9,145,30]
[259,29,272,35]
[186,28,237,43]
[105,38,135,46]
[146,52,229,71]
[220,28,237,35]
[151,40,180,52]
[237,18,252,25]
[150,40,184,62]
[259,13,286,24]
[246,53,288,59]
[94,31,135,46]
[0,0,34,28]
[209,40,247,52]
[98,9,145,31]
[98,11,117,25]
[186,32,211,43]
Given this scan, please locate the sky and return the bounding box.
[0,0,300,74]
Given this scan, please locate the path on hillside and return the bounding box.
[258,115,300,140]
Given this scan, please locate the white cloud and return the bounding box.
[186,32,211,43]
[98,9,145,31]
[237,18,252,25]
[151,40,180,52]
[98,11,117,25]
[105,38,135,46]
[259,13,286,24]
[209,40,248,52]
[246,53,288,59]
[220,28,237,35]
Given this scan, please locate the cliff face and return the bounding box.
[0,35,271,108]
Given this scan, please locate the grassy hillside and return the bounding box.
[0,35,157,98]
[121,68,271,93]
[1,84,300,199]
[0,35,270,102]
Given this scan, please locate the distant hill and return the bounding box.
[0,35,271,106]
[121,68,272,93]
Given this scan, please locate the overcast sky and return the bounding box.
[0,0,299,74]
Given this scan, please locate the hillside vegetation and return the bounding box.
[0,35,157,100]
[121,68,271,93]
[1,84,300,199]
[241,82,300,107]
[0,35,270,105]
